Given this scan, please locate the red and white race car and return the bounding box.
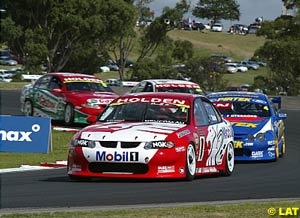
[67,92,234,180]
[128,79,206,95]
[20,72,119,125]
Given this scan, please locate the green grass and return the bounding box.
[1,201,299,217]
[168,30,266,60]
[0,131,74,169]
[223,67,269,87]
[0,81,30,90]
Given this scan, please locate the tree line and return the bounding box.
[1,0,299,95]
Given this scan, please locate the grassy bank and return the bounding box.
[168,30,266,60]
[0,131,73,169]
[1,201,299,217]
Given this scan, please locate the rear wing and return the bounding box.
[21,74,42,83]
[269,96,282,110]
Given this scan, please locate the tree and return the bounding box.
[172,40,193,62]
[192,0,240,24]
[255,3,300,95]
[137,0,190,61]
[0,0,136,74]
[183,56,227,91]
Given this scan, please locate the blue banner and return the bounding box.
[0,116,51,153]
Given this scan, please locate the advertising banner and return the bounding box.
[0,116,51,153]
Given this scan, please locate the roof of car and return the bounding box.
[207,91,268,100]
[49,72,96,77]
[142,79,199,85]
[121,91,206,100]
[48,72,103,81]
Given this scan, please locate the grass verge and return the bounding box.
[0,201,299,217]
[0,130,73,169]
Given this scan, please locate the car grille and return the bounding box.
[235,148,251,156]
[89,162,149,174]
[99,141,140,148]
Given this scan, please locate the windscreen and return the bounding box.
[98,102,190,124]
[215,101,271,117]
[65,82,113,92]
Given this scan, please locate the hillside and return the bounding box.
[167,30,269,87]
[168,29,266,60]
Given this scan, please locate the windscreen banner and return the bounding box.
[0,116,51,153]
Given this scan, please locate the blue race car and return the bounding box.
[207,92,287,161]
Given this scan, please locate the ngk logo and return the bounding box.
[0,124,40,142]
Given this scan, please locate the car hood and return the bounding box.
[224,116,271,135]
[79,122,187,142]
[66,91,118,104]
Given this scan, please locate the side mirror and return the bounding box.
[53,88,63,93]
[86,115,97,124]
[277,113,287,120]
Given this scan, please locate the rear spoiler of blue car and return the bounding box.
[269,96,282,110]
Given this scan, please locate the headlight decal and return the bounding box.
[144,141,175,149]
[72,139,96,148]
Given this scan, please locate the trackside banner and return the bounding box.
[0,116,51,153]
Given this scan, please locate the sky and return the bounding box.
[148,0,284,29]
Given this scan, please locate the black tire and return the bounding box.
[273,137,280,162]
[68,175,91,182]
[279,134,286,157]
[64,103,74,126]
[23,100,33,116]
[221,143,235,176]
[185,144,196,181]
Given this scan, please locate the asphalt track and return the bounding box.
[0,90,300,211]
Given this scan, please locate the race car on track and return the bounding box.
[67,92,235,181]
[207,92,287,161]
[20,72,118,125]
[128,79,206,95]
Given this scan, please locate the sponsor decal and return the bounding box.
[228,114,258,118]
[179,167,185,174]
[230,122,258,128]
[155,84,200,89]
[268,146,275,151]
[0,116,51,153]
[197,136,205,161]
[213,102,232,109]
[243,142,254,146]
[177,129,190,138]
[115,97,188,106]
[158,165,175,173]
[251,151,264,158]
[96,151,139,162]
[267,140,275,145]
[69,164,82,172]
[196,167,218,173]
[217,97,251,102]
[175,146,185,152]
[145,119,185,124]
[36,92,57,111]
[74,139,89,147]
[87,98,114,105]
[193,133,199,149]
[206,125,227,166]
[223,126,233,138]
[151,141,169,148]
[198,129,205,135]
[234,141,243,148]
[268,151,275,157]
[0,124,40,142]
[63,77,103,83]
